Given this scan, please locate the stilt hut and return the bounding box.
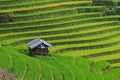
[27,38,53,56]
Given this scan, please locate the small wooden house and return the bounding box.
[27,38,53,56]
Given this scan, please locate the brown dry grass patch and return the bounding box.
[0,69,18,80]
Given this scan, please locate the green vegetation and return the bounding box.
[0,0,120,80]
[0,46,120,80]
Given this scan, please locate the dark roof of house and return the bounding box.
[27,38,53,49]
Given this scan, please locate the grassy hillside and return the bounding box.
[0,46,120,80]
[0,0,120,80]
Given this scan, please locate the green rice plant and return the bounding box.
[111,63,120,67]
[0,1,92,14]
[0,0,44,6]
[104,67,120,80]
[1,22,119,46]
[14,12,101,21]
[3,26,120,47]
[7,48,27,79]
[0,0,56,9]
[49,65,63,80]
[51,33,120,52]
[0,47,13,70]
[39,60,63,80]
[53,55,86,80]
[38,56,75,80]
[0,15,119,30]
[23,57,41,80]
[1,21,119,45]
[13,6,104,18]
[1,19,114,35]
[0,21,117,40]
[0,22,118,43]
[38,62,53,80]
[0,12,102,27]
[90,61,109,80]
[0,46,120,80]
[90,52,120,62]
[76,57,96,80]
[57,42,120,58]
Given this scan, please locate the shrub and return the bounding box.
[116,7,120,15]
[92,0,114,6]
[102,7,117,16]
[0,14,13,23]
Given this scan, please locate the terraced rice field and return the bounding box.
[0,0,120,80]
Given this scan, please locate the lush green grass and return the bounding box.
[1,46,120,80]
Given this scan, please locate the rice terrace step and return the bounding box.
[0,0,120,80]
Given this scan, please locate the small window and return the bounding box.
[41,45,46,49]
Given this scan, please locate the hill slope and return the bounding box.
[0,0,120,80]
[0,46,120,80]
